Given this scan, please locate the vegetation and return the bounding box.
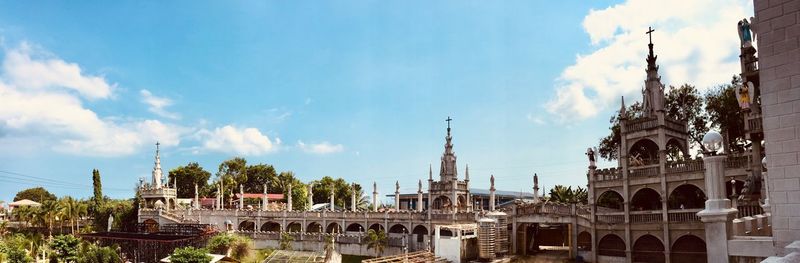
[49,234,81,263]
[77,243,121,263]
[365,229,387,256]
[169,247,212,263]
[279,232,294,250]
[13,187,57,203]
[168,162,213,198]
[206,233,253,260]
[548,185,588,204]
[598,76,746,161]
[310,176,368,210]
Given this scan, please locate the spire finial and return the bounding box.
[465,164,470,181]
[445,116,453,135]
[646,26,655,45]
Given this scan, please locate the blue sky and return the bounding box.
[0,1,753,203]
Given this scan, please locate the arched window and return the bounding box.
[631,188,662,211]
[260,222,281,232]
[632,235,665,263]
[306,222,322,233]
[577,232,592,251]
[668,184,706,209]
[671,235,707,263]
[597,190,624,211]
[598,234,625,257]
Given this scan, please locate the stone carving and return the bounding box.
[738,18,753,47]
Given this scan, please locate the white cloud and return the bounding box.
[197,125,279,155]
[297,140,344,154]
[3,42,114,99]
[526,113,547,126]
[546,0,752,121]
[0,43,183,156]
[140,89,180,119]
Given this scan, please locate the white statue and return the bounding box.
[107,214,114,232]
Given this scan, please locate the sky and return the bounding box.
[0,0,754,203]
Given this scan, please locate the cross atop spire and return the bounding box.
[646,26,655,45]
[445,116,453,134]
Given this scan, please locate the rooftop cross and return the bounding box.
[446,116,452,129]
[646,26,655,44]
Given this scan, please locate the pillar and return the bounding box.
[452,179,458,214]
[287,184,293,211]
[239,184,244,210]
[466,164,472,212]
[697,155,738,263]
[351,184,357,212]
[330,187,335,211]
[262,183,269,211]
[489,175,496,211]
[395,181,400,210]
[428,165,433,217]
[194,183,199,210]
[417,180,423,212]
[533,173,540,203]
[372,182,378,212]
[307,184,313,211]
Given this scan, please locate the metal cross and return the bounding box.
[646,26,655,44]
[445,116,453,129]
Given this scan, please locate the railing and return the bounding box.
[737,205,764,218]
[596,213,625,224]
[668,209,701,223]
[726,155,750,169]
[517,203,575,216]
[746,115,763,132]
[139,187,177,196]
[666,159,704,173]
[625,117,658,133]
[629,166,660,178]
[595,168,622,181]
[665,118,687,132]
[237,231,405,247]
[630,212,662,223]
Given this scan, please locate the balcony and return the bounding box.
[595,168,622,182]
[666,159,704,174]
[596,212,625,224]
[630,211,662,223]
[668,209,701,223]
[629,165,660,178]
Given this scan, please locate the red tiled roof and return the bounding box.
[234,193,284,200]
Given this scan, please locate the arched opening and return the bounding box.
[368,223,384,233]
[238,221,255,231]
[725,179,745,198]
[457,195,466,210]
[412,225,428,243]
[142,219,159,233]
[666,139,688,161]
[631,188,662,211]
[671,235,707,263]
[632,234,665,263]
[577,231,592,251]
[306,222,322,233]
[286,222,302,232]
[389,224,408,234]
[439,229,453,237]
[668,184,707,209]
[345,223,364,233]
[432,196,452,211]
[326,222,342,234]
[597,190,624,211]
[629,139,659,166]
[260,222,281,232]
[598,234,626,257]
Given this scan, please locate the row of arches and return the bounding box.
[595,233,707,263]
[628,138,688,164]
[237,221,433,235]
[597,184,707,211]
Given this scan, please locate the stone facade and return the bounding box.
[753,0,800,255]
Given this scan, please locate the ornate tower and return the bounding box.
[152,142,163,189]
[428,117,471,213]
[440,117,458,182]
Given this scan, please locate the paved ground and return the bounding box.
[511,246,574,263]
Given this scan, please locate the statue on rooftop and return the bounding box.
[586,147,597,167]
[738,18,753,48]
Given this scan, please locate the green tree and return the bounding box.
[77,243,121,263]
[39,200,60,237]
[310,176,354,209]
[244,164,277,193]
[216,158,248,207]
[665,84,710,157]
[169,247,211,263]
[168,162,212,198]
[706,75,746,154]
[92,169,104,209]
[59,196,82,234]
[598,102,643,161]
[365,229,387,256]
[49,235,80,263]
[13,187,56,203]
[279,232,294,250]
[271,171,307,210]
[548,185,588,204]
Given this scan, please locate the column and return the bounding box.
[351,184,357,212]
[239,184,244,210]
[307,184,313,211]
[452,179,458,214]
[287,184,293,211]
[262,183,269,211]
[417,180,424,212]
[372,182,378,212]
[330,188,335,211]
[194,183,199,210]
[489,175,496,211]
[533,173,540,203]
[395,181,401,210]
[697,154,737,263]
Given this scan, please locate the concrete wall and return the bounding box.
[753,0,800,255]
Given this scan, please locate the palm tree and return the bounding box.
[549,185,575,203]
[60,196,80,233]
[365,229,387,256]
[40,200,61,238]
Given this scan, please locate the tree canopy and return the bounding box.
[13,187,56,203]
[168,162,212,198]
[169,247,211,263]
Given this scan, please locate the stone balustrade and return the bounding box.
[665,159,704,173]
[630,211,662,223]
[629,165,660,178]
[235,230,405,246]
[625,117,658,133]
[596,213,625,224]
[594,168,622,181]
[667,209,702,223]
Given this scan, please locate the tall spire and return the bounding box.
[440,116,458,182]
[643,26,665,116]
[152,142,163,189]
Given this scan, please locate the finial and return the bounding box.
[465,164,470,181]
[620,96,627,116]
[646,26,655,45]
[490,174,495,189]
[429,164,433,181]
[418,179,422,191]
[445,116,453,134]
[396,181,400,192]
[534,173,539,186]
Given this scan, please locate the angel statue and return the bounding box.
[735,82,755,109]
[738,18,754,47]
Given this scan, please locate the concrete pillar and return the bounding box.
[697,155,738,263]
[194,184,199,210]
[287,184,293,211]
[351,184,357,212]
[533,173,540,203]
[452,179,458,214]
[239,184,244,210]
[330,188,335,211]
[307,184,313,211]
[489,175,496,211]
[417,180,423,212]
[395,181,401,210]
[262,183,268,211]
[372,182,378,212]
